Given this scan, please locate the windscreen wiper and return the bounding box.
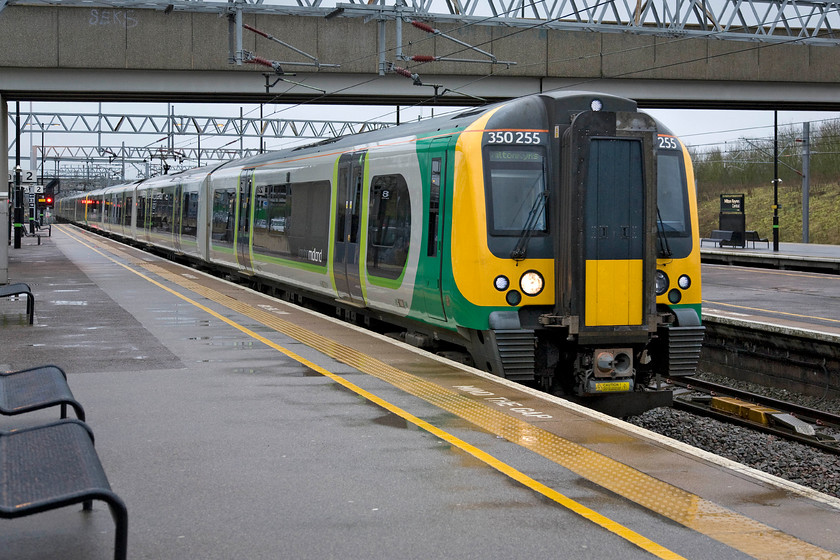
[511,190,548,261]
[656,207,672,257]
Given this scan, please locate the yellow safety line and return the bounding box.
[60,226,840,560]
[58,226,684,560]
[704,299,840,325]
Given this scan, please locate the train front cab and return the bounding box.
[450,93,703,415]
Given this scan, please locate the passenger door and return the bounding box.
[333,152,366,304]
[173,184,183,253]
[236,170,254,272]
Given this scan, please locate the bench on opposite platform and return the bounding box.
[700,230,736,248]
[744,230,769,249]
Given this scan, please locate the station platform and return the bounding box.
[702,242,840,339]
[3,226,840,560]
[701,241,840,274]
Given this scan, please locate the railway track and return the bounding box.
[671,377,840,455]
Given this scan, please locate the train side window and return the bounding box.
[253,183,290,258]
[367,174,411,280]
[111,196,121,225]
[182,191,199,239]
[136,195,147,229]
[152,188,175,234]
[211,188,236,245]
[251,179,329,266]
[289,181,330,265]
[428,158,441,257]
[124,196,132,227]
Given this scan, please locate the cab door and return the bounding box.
[236,170,254,272]
[423,141,450,321]
[333,152,366,304]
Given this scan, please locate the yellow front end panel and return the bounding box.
[585,260,643,326]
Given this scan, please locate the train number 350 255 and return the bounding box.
[486,131,543,144]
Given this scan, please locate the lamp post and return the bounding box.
[13,102,22,249]
[13,164,22,249]
[772,111,780,252]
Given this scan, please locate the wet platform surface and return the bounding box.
[2,227,840,560]
[702,243,840,338]
[702,241,840,274]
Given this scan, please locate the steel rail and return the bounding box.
[671,377,840,455]
[680,376,840,427]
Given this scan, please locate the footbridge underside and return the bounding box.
[2,3,840,109]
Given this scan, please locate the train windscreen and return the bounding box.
[484,147,547,235]
[656,150,692,258]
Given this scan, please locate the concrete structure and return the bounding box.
[2,3,840,108]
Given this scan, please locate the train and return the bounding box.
[56,91,704,416]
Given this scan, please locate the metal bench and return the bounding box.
[700,229,735,247]
[744,230,769,248]
[0,282,34,324]
[0,419,128,560]
[0,365,85,421]
[24,223,51,245]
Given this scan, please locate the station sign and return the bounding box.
[7,169,36,184]
[720,193,745,214]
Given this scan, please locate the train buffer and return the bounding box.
[0,364,86,421]
[0,419,128,560]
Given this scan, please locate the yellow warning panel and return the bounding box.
[585,259,643,326]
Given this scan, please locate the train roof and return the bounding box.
[217,90,641,170]
[68,90,662,200]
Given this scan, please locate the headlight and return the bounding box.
[494,275,509,291]
[678,274,691,290]
[519,271,544,296]
[655,270,669,296]
[668,289,682,304]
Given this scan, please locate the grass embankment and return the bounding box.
[693,120,840,245]
[696,182,840,245]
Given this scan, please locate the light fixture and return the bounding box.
[655,270,669,296]
[519,271,544,296]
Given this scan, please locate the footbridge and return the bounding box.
[2,0,840,110]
